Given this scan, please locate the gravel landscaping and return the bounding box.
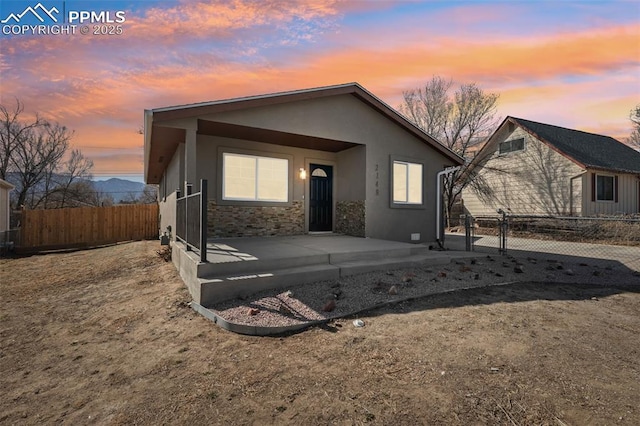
[211,253,640,329]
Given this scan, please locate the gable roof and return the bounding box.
[484,116,640,174]
[144,82,463,183]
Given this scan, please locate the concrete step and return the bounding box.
[199,263,340,307]
[328,244,430,263]
[197,252,329,278]
[197,244,431,278]
[336,251,477,276]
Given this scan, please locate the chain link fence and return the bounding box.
[459,214,640,270]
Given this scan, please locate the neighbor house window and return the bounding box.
[393,161,423,204]
[223,153,288,202]
[499,138,525,154]
[596,175,615,201]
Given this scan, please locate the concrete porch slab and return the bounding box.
[172,234,477,306]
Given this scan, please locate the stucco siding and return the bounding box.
[200,94,384,144]
[159,145,184,239]
[462,128,585,216]
[336,145,366,201]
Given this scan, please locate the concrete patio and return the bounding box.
[172,234,477,307]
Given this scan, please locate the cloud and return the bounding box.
[126,0,341,44]
[1,1,638,176]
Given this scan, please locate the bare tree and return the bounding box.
[139,185,158,204]
[398,76,500,224]
[55,150,94,208]
[0,99,43,180]
[32,149,95,208]
[0,99,95,209]
[12,122,72,208]
[120,185,157,204]
[627,104,640,149]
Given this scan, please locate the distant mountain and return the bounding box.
[92,178,147,203]
[3,174,154,206]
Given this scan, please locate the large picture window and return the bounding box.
[223,153,288,202]
[393,161,423,204]
[596,175,614,201]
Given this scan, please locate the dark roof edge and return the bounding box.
[469,116,640,175]
[508,116,588,169]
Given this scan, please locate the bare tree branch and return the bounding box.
[627,104,640,150]
[0,99,96,209]
[0,98,43,180]
[398,77,500,225]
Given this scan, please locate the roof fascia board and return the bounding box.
[152,83,359,123]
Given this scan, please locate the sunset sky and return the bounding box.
[1,0,639,182]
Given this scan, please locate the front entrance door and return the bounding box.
[309,164,333,232]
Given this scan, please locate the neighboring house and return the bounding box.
[144,83,463,244]
[0,178,14,241]
[462,116,640,217]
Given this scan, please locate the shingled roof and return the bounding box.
[510,117,640,174]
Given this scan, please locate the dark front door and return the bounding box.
[309,164,333,232]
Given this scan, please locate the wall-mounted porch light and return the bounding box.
[299,168,307,180]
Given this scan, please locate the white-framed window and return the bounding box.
[393,161,423,204]
[596,174,615,202]
[499,138,525,155]
[222,153,288,202]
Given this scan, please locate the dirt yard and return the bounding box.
[1,241,639,425]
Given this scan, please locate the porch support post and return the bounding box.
[200,179,208,263]
[185,128,197,193]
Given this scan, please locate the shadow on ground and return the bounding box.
[357,281,640,322]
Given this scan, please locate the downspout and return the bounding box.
[436,166,461,248]
[569,170,587,216]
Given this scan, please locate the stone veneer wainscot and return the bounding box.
[335,200,365,237]
[207,201,304,238]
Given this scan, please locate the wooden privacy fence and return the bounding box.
[18,204,159,252]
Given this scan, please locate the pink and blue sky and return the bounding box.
[1,0,639,182]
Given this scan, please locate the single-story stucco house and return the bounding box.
[144,83,463,244]
[462,116,640,217]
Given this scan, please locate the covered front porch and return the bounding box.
[171,234,475,306]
